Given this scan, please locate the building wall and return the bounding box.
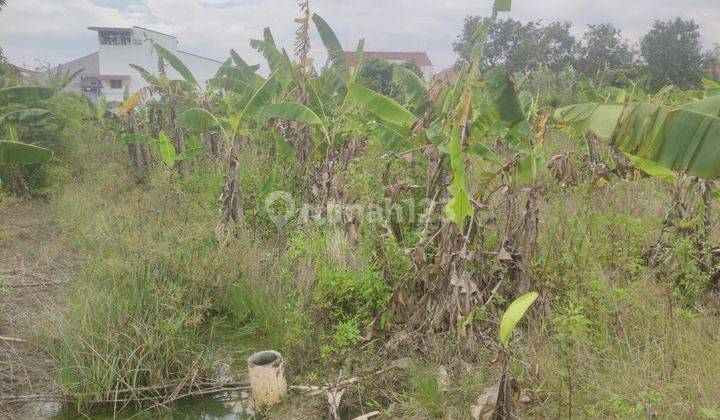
[52,27,222,105]
[177,51,224,88]
[51,52,99,93]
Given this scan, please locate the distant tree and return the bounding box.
[0,0,6,11]
[359,58,394,95]
[641,18,704,90]
[701,44,720,81]
[455,17,533,71]
[454,17,576,73]
[537,21,577,70]
[577,24,635,77]
[359,59,425,96]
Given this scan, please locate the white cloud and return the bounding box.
[1,0,719,71]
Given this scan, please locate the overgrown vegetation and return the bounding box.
[1,0,720,418]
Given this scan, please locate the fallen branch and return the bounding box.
[0,336,26,343]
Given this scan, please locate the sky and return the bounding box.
[1,0,719,73]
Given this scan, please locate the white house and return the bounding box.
[343,51,433,82]
[51,26,222,105]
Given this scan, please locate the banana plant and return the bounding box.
[553,95,720,180]
[0,85,55,196]
[258,1,541,334]
[178,65,287,241]
[493,291,539,419]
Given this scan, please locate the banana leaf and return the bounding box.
[392,66,427,104]
[256,103,323,125]
[486,66,525,126]
[177,108,220,131]
[0,109,50,125]
[554,101,720,179]
[348,82,418,128]
[0,86,54,106]
[154,44,198,86]
[0,140,53,164]
[312,14,350,79]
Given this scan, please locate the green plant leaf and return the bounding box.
[250,36,291,75]
[444,127,473,227]
[624,153,678,184]
[554,102,720,179]
[348,82,418,128]
[486,66,525,126]
[0,86,54,106]
[495,0,512,12]
[392,65,427,103]
[0,140,53,164]
[175,146,204,162]
[499,291,538,348]
[312,14,350,79]
[157,130,176,167]
[352,39,366,81]
[256,102,323,125]
[177,108,220,132]
[0,109,50,125]
[129,64,164,87]
[239,71,281,122]
[154,44,198,86]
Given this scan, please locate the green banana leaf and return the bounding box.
[307,80,328,122]
[0,109,50,125]
[256,103,324,125]
[444,127,473,227]
[157,130,176,167]
[229,49,261,73]
[312,14,350,79]
[495,0,512,12]
[129,64,164,87]
[624,153,678,184]
[209,77,256,96]
[351,39,366,81]
[177,108,220,132]
[175,146,204,162]
[486,66,525,126]
[239,71,281,122]
[392,66,427,104]
[348,82,418,128]
[0,140,53,164]
[154,44,198,86]
[554,101,720,179]
[499,291,538,348]
[0,86,54,106]
[250,39,291,75]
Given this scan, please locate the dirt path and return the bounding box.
[0,199,69,418]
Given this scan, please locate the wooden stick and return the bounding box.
[0,336,26,343]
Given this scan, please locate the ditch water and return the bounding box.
[53,392,255,419]
[47,332,259,419]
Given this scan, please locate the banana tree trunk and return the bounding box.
[10,165,31,198]
[216,145,244,242]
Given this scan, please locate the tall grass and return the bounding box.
[43,146,264,409]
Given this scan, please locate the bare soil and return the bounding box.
[0,199,69,418]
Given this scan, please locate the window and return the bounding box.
[109,79,123,89]
[99,31,131,45]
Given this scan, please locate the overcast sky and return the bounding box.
[1,0,719,72]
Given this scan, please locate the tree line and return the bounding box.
[454,16,720,91]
